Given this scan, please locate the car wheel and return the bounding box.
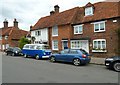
[113,62,120,72]
[50,56,55,62]
[12,53,15,56]
[24,54,28,58]
[35,55,40,60]
[73,58,81,66]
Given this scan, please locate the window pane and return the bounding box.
[75,27,78,33]
[98,41,101,49]
[79,26,83,33]
[52,26,58,36]
[53,40,58,49]
[85,7,93,16]
[95,24,99,31]
[100,23,105,30]
[94,41,97,49]
[102,41,106,49]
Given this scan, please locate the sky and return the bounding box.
[0,0,108,31]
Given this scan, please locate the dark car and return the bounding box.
[5,47,23,56]
[105,56,120,72]
[49,49,91,66]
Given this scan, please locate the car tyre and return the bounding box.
[113,62,120,72]
[50,56,55,62]
[12,53,15,56]
[73,58,81,66]
[35,55,40,60]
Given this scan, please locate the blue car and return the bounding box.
[49,49,91,66]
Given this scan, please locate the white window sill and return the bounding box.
[92,50,107,53]
[94,30,105,33]
[52,35,58,37]
[74,33,83,35]
[52,49,58,51]
[84,14,94,17]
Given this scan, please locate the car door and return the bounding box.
[56,49,69,62]
[67,50,79,62]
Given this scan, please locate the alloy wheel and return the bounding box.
[50,56,55,62]
[73,58,81,66]
[113,62,120,72]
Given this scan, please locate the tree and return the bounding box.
[19,37,30,49]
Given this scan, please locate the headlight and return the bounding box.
[15,51,18,53]
[106,58,114,61]
[44,52,46,55]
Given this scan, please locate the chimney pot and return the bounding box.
[54,5,60,13]
[13,18,18,28]
[3,19,8,28]
[50,11,55,15]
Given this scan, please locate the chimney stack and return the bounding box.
[13,18,18,28]
[50,11,55,15]
[54,5,60,13]
[3,19,8,28]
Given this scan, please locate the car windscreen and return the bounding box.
[80,49,88,55]
[13,47,21,51]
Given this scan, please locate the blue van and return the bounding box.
[22,44,52,59]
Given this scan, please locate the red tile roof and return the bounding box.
[0,27,28,39]
[73,2,120,24]
[31,2,120,31]
[31,7,79,30]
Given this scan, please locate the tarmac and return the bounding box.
[1,51,105,65]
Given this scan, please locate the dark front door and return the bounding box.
[62,41,68,49]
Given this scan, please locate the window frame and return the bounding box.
[35,30,41,36]
[92,39,107,52]
[52,40,58,50]
[94,21,106,32]
[52,25,58,36]
[85,7,93,16]
[74,25,83,34]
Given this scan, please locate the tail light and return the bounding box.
[82,54,86,58]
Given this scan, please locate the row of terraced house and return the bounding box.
[30,1,120,58]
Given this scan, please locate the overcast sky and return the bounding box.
[0,0,107,31]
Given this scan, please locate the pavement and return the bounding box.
[90,57,105,65]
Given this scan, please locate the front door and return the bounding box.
[80,40,89,53]
[62,41,68,50]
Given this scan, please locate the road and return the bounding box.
[2,52,119,83]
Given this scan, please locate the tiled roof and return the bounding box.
[31,2,120,30]
[10,29,28,39]
[31,7,79,30]
[73,2,120,24]
[0,27,12,36]
[0,27,28,39]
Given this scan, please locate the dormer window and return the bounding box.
[85,7,93,16]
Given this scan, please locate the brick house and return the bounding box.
[0,19,28,51]
[31,1,120,57]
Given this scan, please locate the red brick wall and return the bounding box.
[49,24,72,52]
[72,18,119,58]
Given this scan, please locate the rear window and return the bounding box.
[80,49,88,55]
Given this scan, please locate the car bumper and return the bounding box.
[42,56,50,58]
[81,58,91,64]
[105,60,113,68]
